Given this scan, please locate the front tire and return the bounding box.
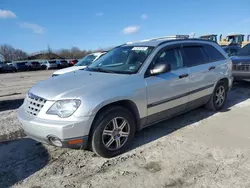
[91,106,136,158]
[205,80,227,111]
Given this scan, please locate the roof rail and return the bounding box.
[126,35,189,44]
[157,38,218,47]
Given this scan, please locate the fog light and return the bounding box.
[48,136,62,147]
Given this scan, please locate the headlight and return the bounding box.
[47,99,81,118]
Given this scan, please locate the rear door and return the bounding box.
[203,44,228,83]
[181,44,215,108]
[145,44,190,125]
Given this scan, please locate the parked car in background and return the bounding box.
[40,60,58,70]
[56,59,68,68]
[0,62,16,73]
[222,45,241,56]
[26,61,41,70]
[69,59,79,66]
[18,37,233,158]
[52,52,106,76]
[231,43,250,81]
[11,61,28,71]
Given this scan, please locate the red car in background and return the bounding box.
[69,59,79,66]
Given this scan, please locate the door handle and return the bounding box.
[209,66,216,70]
[179,74,189,79]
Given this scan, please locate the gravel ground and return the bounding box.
[0,70,54,142]
[1,71,250,188]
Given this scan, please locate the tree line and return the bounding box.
[0,44,28,62]
[0,44,110,62]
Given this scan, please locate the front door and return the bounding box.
[145,45,190,125]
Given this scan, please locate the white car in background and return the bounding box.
[52,52,106,76]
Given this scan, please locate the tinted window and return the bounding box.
[155,48,183,70]
[18,62,27,66]
[182,46,209,66]
[204,44,226,61]
[31,61,40,65]
[238,44,250,56]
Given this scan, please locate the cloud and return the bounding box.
[122,26,140,35]
[189,32,196,38]
[19,22,45,34]
[140,14,148,20]
[0,9,16,19]
[96,12,104,16]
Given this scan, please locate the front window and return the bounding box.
[87,46,154,74]
[75,54,99,66]
[238,44,250,56]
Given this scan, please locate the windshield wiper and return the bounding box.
[87,67,116,73]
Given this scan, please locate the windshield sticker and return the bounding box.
[132,47,148,51]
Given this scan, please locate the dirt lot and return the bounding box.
[1,71,250,188]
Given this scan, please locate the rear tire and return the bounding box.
[205,80,227,111]
[91,106,136,158]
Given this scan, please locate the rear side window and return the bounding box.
[182,46,209,67]
[204,44,226,62]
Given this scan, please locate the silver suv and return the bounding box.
[17,37,233,158]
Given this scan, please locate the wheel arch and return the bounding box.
[217,77,229,91]
[91,99,141,132]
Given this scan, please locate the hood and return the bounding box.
[29,70,136,100]
[53,66,86,75]
[231,56,250,64]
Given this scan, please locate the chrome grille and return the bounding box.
[233,64,250,71]
[25,93,46,116]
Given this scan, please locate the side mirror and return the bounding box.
[150,62,171,75]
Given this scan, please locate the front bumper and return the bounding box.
[232,71,250,81]
[17,106,94,149]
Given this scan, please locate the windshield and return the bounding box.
[75,54,99,66]
[238,44,250,56]
[87,46,154,74]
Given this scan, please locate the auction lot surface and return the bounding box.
[1,71,250,188]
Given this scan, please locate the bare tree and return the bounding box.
[57,48,91,59]
[0,44,27,61]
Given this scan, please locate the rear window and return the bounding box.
[182,46,209,67]
[18,62,27,66]
[61,60,68,64]
[204,44,226,62]
[31,61,40,65]
[49,61,56,64]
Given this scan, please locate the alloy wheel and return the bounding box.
[102,117,130,151]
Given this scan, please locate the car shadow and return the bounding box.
[131,82,250,149]
[0,138,49,188]
[0,98,24,112]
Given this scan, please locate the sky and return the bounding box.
[0,0,250,53]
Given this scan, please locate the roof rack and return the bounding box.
[157,38,218,47]
[126,35,190,44]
